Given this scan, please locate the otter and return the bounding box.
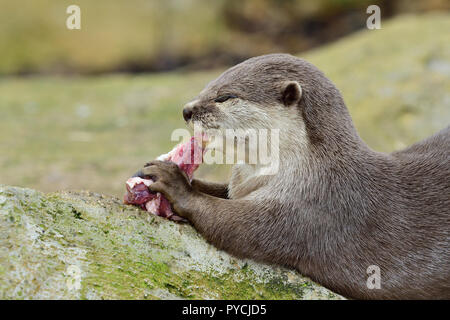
[137,54,450,299]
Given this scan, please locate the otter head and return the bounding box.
[183,53,359,161]
[182,54,306,136]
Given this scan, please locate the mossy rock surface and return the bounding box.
[0,185,343,300]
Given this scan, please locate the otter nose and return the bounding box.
[182,107,193,122]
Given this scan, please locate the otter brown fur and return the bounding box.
[138,53,450,299]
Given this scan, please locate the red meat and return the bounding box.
[124,136,205,221]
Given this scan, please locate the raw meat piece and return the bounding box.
[124,136,205,221]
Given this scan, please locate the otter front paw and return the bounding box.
[138,160,193,214]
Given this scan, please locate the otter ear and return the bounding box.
[281,81,302,107]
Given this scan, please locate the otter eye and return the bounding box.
[214,94,237,103]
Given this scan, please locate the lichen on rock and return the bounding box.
[0,185,343,300]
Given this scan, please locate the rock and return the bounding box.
[0,185,343,300]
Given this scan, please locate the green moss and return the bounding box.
[0,185,342,300]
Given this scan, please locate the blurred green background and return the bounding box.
[0,0,449,197]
